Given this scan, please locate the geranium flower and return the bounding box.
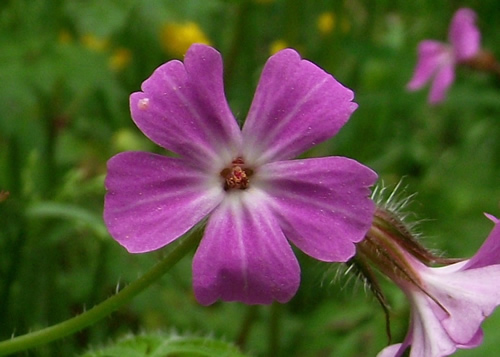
[378,214,500,357]
[407,8,480,104]
[104,44,377,305]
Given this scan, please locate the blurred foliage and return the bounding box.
[0,0,499,356]
[81,332,248,357]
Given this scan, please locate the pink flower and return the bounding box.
[407,8,481,104]
[104,44,377,305]
[378,215,500,357]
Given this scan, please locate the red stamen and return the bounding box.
[221,157,253,190]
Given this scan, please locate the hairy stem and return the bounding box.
[0,229,201,356]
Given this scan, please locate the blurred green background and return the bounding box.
[0,0,499,356]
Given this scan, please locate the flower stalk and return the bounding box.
[0,229,201,356]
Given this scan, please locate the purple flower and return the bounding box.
[407,8,480,104]
[378,215,500,357]
[103,44,377,305]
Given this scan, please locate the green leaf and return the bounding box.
[81,332,249,357]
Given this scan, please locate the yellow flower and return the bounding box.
[109,47,132,71]
[317,12,336,35]
[269,39,288,55]
[81,34,109,52]
[160,22,211,58]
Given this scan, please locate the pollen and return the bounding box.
[221,157,253,190]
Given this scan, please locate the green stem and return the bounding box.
[0,230,201,356]
[223,0,250,89]
[236,305,258,348]
[268,302,281,357]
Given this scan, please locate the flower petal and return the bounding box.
[241,48,357,165]
[407,40,449,91]
[192,190,300,305]
[130,44,241,169]
[376,343,406,357]
[424,264,500,344]
[463,215,500,269]
[448,8,480,61]
[378,293,457,357]
[408,292,458,357]
[457,328,483,349]
[428,62,455,104]
[104,152,223,253]
[257,157,377,262]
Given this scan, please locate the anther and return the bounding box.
[220,157,253,191]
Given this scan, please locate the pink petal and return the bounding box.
[448,8,481,61]
[424,264,500,344]
[376,343,405,357]
[428,62,455,104]
[192,190,300,305]
[407,40,449,91]
[130,44,241,169]
[377,293,457,357]
[408,292,458,357]
[463,215,500,269]
[257,157,377,262]
[457,328,483,349]
[241,48,357,166]
[104,152,223,253]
